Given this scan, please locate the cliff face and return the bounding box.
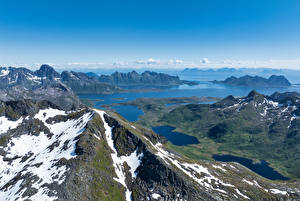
[0,100,299,201]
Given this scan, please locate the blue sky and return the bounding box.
[0,0,300,69]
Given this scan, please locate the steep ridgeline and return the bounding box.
[0,99,299,200]
[161,90,300,179]
[0,65,121,96]
[98,71,197,87]
[212,75,291,87]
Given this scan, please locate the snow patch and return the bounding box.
[235,189,249,199]
[270,188,287,195]
[151,193,161,199]
[212,164,227,172]
[34,108,67,123]
[0,116,23,135]
[0,108,93,201]
[0,68,9,77]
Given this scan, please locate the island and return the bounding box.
[212,75,291,87]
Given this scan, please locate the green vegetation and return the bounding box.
[115,96,300,180]
[0,135,8,146]
[71,115,125,200]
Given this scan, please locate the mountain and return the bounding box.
[156,90,300,179]
[0,65,81,110]
[0,65,122,95]
[213,75,291,87]
[0,65,196,95]
[0,99,299,200]
[182,67,243,74]
[60,71,121,94]
[98,71,197,87]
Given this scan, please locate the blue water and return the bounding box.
[112,105,144,122]
[152,125,199,146]
[79,77,300,122]
[213,154,289,180]
[80,82,300,108]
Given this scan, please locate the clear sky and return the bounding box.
[0,0,300,69]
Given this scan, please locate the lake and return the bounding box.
[112,105,144,122]
[152,125,199,146]
[213,154,289,180]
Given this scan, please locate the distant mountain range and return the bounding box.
[0,65,196,96]
[97,70,197,87]
[212,75,291,87]
[182,67,287,74]
[181,67,300,84]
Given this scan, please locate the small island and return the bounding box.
[212,75,291,88]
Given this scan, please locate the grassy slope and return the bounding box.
[71,114,125,200]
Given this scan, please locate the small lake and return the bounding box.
[152,125,199,146]
[112,105,144,122]
[213,154,289,180]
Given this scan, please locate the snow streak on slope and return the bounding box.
[142,137,253,199]
[95,109,143,201]
[0,108,93,201]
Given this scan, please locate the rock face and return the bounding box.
[98,71,197,87]
[213,75,291,87]
[0,99,299,200]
